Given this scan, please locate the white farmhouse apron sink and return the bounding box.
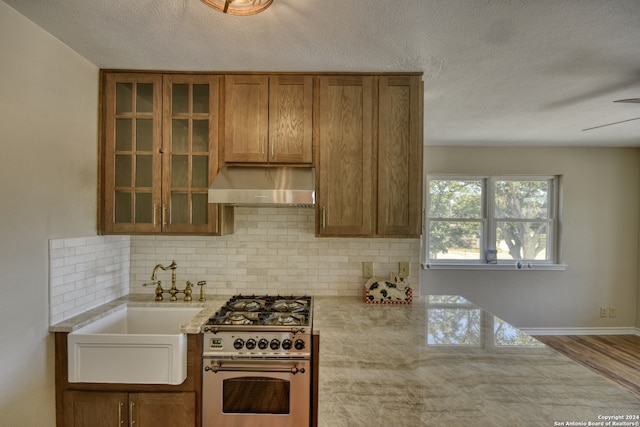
[68,306,202,385]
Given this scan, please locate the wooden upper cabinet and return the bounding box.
[377,75,423,237]
[224,75,313,164]
[162,74,221,234]
[316,74,423,238]
[316,75,374,236]
[101,72,224,235]
[102,73,163,234]
[269,75,314,163]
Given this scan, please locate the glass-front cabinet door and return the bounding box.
[162,75,220,234]
[103,73,162,234]
[101,72,221,235]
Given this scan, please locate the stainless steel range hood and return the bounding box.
[208,166,316,207]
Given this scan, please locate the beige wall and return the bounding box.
[421,146,640,331]
[0,2,98,425]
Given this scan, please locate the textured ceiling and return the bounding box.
[4,0,640,146]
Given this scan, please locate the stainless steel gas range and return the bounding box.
[202,295,313,427]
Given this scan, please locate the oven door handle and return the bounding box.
[204,362,306,375]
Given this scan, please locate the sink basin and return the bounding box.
[68,306,203,385]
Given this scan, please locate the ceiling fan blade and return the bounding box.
[582,116,640,131]
[613,98,640,103]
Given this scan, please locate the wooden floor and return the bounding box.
[534,334,640,397]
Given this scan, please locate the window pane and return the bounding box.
[136,83,154,113]
[193,84,210,114]
[428,220,482,260]
[192,120,209,152]
[115,83,133,114]
[172,84,189,114]
[136,119,153,151]
[171,192,189,224]
[428,180,482,218]
[172,156,188,188]
[135,192,152,224]
[496,221,548,260]
[115,155,132,187]
[495,180,549,219]
[135,155,152,188]
[192,156,208,188]
[172,119,189,152]
[114,191,131,223]
[115,119,132,151]
[192,193,208,225]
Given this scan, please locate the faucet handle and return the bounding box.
[143,280,164,301]
[183,281,193,302]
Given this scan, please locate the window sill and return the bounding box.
[422,262,568,271]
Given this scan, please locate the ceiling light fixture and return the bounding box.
[201,0,273,16]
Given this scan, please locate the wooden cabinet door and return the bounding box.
[162,75,221,234]
[316,75,374,236]
[103,73,163,234]
[102,72,225,235]
[377,75,423,237]
[131,392,196,427]
[63,391,128,427]
[269,75,313,163]
[224,75,269,163]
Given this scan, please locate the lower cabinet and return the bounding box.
[63,390,196,427]
[55,332,202,427]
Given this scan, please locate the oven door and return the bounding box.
[202,358,310,427]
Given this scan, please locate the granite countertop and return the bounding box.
[313,295,640,426]
[49,294,231,334]
[51,293,640,425]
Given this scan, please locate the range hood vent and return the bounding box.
[208,166,316,207]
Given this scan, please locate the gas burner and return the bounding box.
[211,311,261,325]
[226,299,267,312]
[264,313,306,326]
[272,299,309,313]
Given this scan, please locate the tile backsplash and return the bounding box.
[130,207,420,298]
[49,235,130,325]
[49,208,420,324]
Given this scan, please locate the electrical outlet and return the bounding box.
[609,306,617,318]
[363,261,374,279]
[600,306,608,318]
[399,262,410,278]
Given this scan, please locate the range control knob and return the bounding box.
[270,339,281,350]
[258,338,269,350]
[245,338,257,350]
[282,339,293,350]
[294,339,306,350]
[233,338,245,350]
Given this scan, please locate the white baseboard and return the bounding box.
[521,327,640,336]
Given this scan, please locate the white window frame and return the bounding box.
[422,175,566,271]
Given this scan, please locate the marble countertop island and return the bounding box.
[50,293,640,426]
[313,295,640,427]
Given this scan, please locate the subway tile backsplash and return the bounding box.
[130,207,420,298]
[49,235,130,325]
[49,208,420,324]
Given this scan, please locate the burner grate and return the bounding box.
[206,295,312,327]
